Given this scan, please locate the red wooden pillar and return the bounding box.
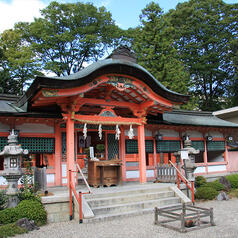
[66,115,75,187]
[224,140,229,172]
[204,138,208,174]
[138,124,146,183]
[119,126,126,182]
[54,122,62,186]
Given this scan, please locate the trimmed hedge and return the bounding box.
[225,174,238,189]
[0,200,47,226]
[195,176,207,188]
[0,223,27,238]
[206,180,225,191]
[195,186,218,200]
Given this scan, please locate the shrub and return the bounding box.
[206,180,225,191]
[229,188,238,198]
[0,200,46,226]
[0,223,27,238]
[195,176,207,188]
[195,186,218,200]
[0,208,20,225]
[18,191,41,203]
[16,200,47,226]
[225,174,238,189]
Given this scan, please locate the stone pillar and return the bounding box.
[138,124,146,183]
[66,115,75,188]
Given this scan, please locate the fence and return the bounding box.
[157,163,178,183]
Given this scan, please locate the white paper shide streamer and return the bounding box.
[128,124,134,139]
[115,124,121,140]
[98,124,102,140]
[83,123,87,139]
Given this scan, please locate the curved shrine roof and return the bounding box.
[17,58,189,108]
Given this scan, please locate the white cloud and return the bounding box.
[0,0,46,33]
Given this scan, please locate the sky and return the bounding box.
[0,0,237,33]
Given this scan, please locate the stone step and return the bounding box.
[84,186,170,199]
[87,191,175,207]
[84,203,182,223]
[91,197,180,216]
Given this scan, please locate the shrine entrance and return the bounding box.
[25,47,189,186]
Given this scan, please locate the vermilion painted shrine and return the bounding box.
[0,47,238,187]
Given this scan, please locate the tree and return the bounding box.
[168,0,238,111]
[0,29,42,95]
[18,1,121,76]
[130,2,190,99]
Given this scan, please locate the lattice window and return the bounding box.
[126,140,138,154]
[20,137,55,153]
[0,137,7,151]
[61,132,66,155]
[156,140,181,153]
[191,141,205,151]
[107,133,119,160]
[207,141,225,151]
[125,140,154,154]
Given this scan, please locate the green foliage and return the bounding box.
[195,176,207,188]
[0,191,8,210]
[206,181,225,191]
[226,174,238,189]
[228,188,238,198]
[195,186,218,200]
[167,0,238,110]
[0,208,19,225]
[0,200,46,226]
[18,159,39,202]
[0,223,27,238]
[131,2,190,99]
[16,200,47,226]
[18,1,121,76]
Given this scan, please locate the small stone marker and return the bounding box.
[15,218,39,231]
[217,191,229,201]
[219,176,231,191]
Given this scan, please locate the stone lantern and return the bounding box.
[174,135,199,198]
[0,129,28,208]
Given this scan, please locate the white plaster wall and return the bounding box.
[47,174,55,184]
[205,131,223,138]
[0,122,10,132]
[159,129,179,137]
[194,166,206,174]
[126,170,155,179]
[16,123,54,134]
[145,129,152,137]
[185,130,203,138]
[207,165,226,172]
[146,170,154,177]
[126,170,139,178]
[62,164,67,177]
[62,178,67,184]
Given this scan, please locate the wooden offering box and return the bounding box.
[88,160,122,187]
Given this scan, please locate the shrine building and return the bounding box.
[0,46,238,187]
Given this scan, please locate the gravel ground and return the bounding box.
[16,198,238,238]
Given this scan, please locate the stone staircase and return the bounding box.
[82,185,190,222]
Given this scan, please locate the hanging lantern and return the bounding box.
[115,124,121,140]
[128,124,134,140]
[98,124,102,140]
[83,123,87,140]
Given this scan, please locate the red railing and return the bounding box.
[69,163,92,223]
[169,161,195,203]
